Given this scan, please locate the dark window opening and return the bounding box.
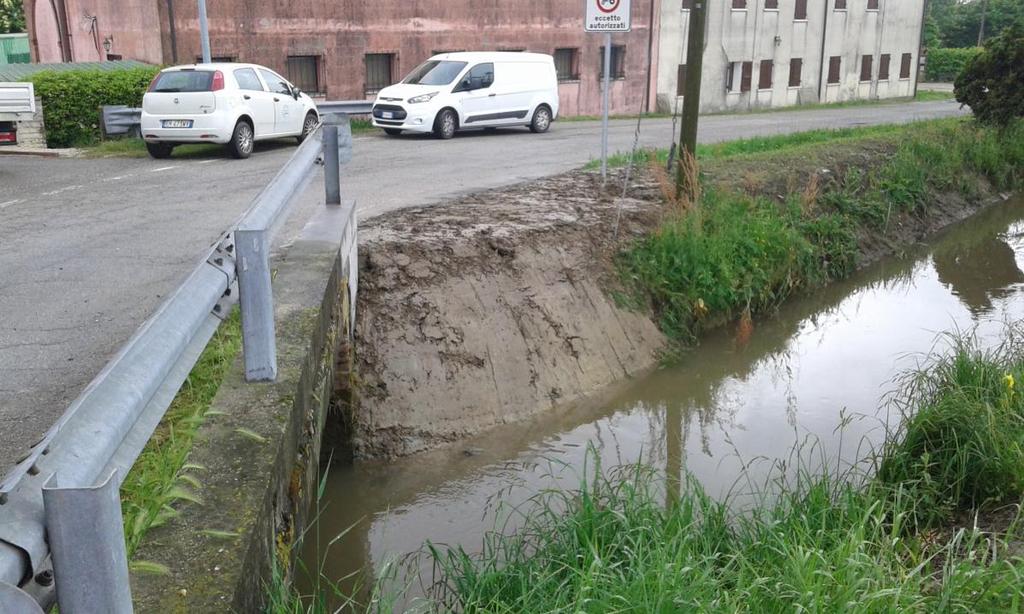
[554,48,580,81]
[682,0,693,8]
[868,0,879,9]
[789,58,803,87]
[765,0,779,8]
[741,61,753,92]
[795,0,808,19]
[365,53,395,95]
[860,55,873,82]
[834,0,847,9]
[286,55,321,94]
[598,45,627,79]
[732,0,747,8]
[758,60,774,89]
[828,56,841,84]
[879,53,891,80]
[900,53,912,79]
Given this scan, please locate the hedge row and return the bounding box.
[925,47,983,81]
[26,67,160,148]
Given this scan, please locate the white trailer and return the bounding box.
[0,82,36,145]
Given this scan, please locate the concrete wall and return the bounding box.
[14,96,47,148]
[656,0,925,113]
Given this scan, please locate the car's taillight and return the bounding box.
[211,70,225,92]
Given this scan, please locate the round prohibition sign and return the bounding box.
[596,0,621,14]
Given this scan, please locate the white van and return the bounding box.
[371,52,559,139]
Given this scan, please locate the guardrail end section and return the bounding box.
[42,470,132,614]
[0,581,45,613]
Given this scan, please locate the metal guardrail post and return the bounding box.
[42,470,132,614]
[324,125,341,206]
[236,229,277,381]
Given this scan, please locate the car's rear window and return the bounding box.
[152,70,214,93]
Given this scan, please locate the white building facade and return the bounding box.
[656,0,927,113]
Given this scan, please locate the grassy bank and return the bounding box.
[617,119,1024,341]
[272,334,1024,612]
[121,312,242,562]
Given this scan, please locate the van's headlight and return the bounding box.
[407,92,438,104]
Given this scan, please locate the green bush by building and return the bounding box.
[924,47,983,81]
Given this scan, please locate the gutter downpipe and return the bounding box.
[816,0,830,102]
[914,0,929,98]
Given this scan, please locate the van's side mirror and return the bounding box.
[292,86,301,99]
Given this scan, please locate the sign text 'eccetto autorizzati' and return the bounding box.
[585,0,632,32]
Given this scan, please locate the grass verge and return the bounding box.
[121,310,241,560]
[423,333,1024,612]
[85,119,375,159]
[616,119,1024,341]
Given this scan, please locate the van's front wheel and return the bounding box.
[530,106,552,134]
[433,109,458,139]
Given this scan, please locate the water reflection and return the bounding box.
[305,198,1024,606]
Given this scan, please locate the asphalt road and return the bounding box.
[0,99,966,473]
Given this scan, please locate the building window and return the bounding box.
[365,53,395,95]
[726,61,753,93]
[758,60,773,89]
[899,53,912,79]
[499,48,526,52]
[732,0,747,8]
[868,0,879,8]
[196,55,235,63]
[741,61,757,91]
[677,64,688,96]
[789,58,803,87]
[794,0,808,20]
[682,0,693,9]
[834,0,846,9]
[860,55,873,82]
[554,48,580,81]
[433,49,466,55]
[828,56,841,84]
[598,45,626,79]
[879,53,891,80]
[765,0,778,9]
[286,55,321,94]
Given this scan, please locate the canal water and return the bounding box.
[304,197,1024,605]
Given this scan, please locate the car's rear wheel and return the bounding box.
[384,128,402,136]
[146,143,174,159]
[530,105,552,134]
[297,112,318,144]
[227,120,254,159]
[433,109,458,139]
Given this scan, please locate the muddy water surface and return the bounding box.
[305,197,1024,603]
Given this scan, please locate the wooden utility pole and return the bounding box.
[676,0,708,194]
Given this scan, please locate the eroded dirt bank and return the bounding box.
[350,140,1010,459]
[352,172,667,458]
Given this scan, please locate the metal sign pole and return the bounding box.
[601,32,611,184]
[198,0,211,64]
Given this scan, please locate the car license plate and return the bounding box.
[162,120,193,128]
[382,112,394,119]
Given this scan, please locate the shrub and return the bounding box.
[955,24,1024,126]
[26,66,160,147]
[924,47,983,81]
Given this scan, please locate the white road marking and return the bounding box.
[40,185,83,196]
[196,159,218,165]
[150,166,178,172]
[0,199,22,209]
[102,175,130,182]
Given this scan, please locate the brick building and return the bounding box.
[24,0,658,116]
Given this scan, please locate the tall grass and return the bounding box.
[620,120,1024,342]
[422,333,1024,612]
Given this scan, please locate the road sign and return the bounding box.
[585,0,632,32]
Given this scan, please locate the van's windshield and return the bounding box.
[403,61,468,86]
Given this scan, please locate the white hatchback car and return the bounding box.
[141,63,319,159]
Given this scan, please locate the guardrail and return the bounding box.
[0,116,357,613]
[101,100,373,137]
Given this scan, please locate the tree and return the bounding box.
[954,24,1024,125]
[0,0,25,34]
[928,0,1024,49]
